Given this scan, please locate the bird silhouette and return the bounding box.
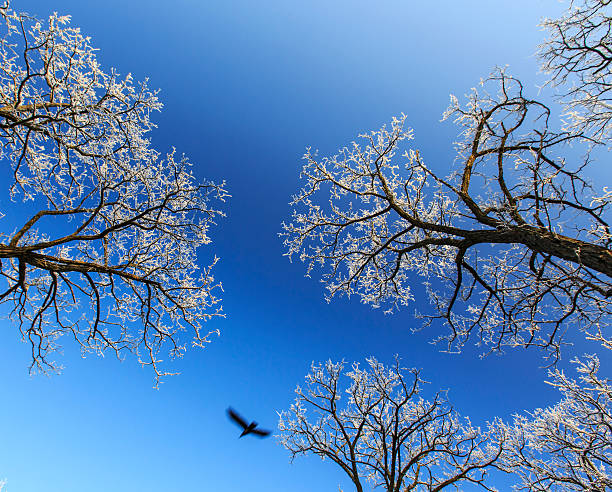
[226,407,271,438]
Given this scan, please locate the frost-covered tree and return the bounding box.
[540,0,612,142]
[277,357,507,491]
[499,356,612,491]
[282,0,612,358]
[0,4,227,384]
[282,68,611,358]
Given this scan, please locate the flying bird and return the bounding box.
[226,407,271,438]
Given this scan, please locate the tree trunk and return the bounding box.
[465,225,612,283]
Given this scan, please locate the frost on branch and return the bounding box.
[282,70,611,359]
[539,0,612,143]
[0,6,228,384]
[499,355,612,491]
[277,357,507,492]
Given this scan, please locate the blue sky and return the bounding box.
[0,1,609,491]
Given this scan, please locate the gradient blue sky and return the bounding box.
[1,1,609,491]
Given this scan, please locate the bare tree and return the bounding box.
[282,66,611,358]
[499,355,612,491]
[540,0,612,142]
[0,5,227,384]
[277,357,507,491]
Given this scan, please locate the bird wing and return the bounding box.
[251,428,271,437]
[227,407,249,430]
